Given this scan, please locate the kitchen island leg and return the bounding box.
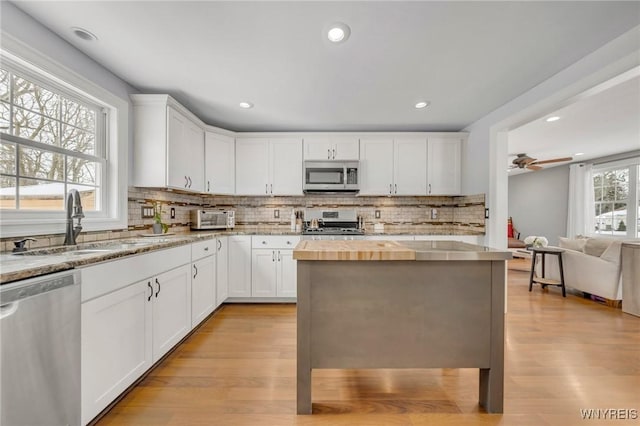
[297,262,312,414]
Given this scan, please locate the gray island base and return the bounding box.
[294,240,511,414]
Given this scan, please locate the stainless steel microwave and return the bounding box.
[190,209,235,230]
[303,161,359,193]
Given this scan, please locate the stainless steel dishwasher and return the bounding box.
[0,270,80,426]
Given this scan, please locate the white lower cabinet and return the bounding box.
[228,235,252,297]
[81,245,192,425]
[216,236,229,307]
[277,249,297,297]
[81,280,152,426]
[250,236,300,298]
[191,255,216,328]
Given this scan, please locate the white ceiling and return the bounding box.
[8,1,640,133]
[507,73,640,175]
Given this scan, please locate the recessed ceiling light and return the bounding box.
[327,23,351,43]
[575,152,584,156]
[239,102,254,109]
[415,101,430,109]
[71,27,97,42]
[545,116,561,122]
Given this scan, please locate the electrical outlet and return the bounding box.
[274,209,280,219]
[170,208,176,219]
[141,206,154,219]
[375,210,381,219]
[431,208,438,219]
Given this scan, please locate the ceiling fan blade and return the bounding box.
[526,165,543,171]
[530,157,573,165]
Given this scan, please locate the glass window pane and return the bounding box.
[602,186,616,201]
[0,69,8,101]
[19,146,65,181]
[13,107,59,145]
[0,101,9,134]
[18,178,64,210]
[71,184,98,212]
[67,157,98,185]
[0,176,16,209]
[0,142,15,174]
[62,98,95,132]
[594,187,602,202]
[13,76,59,119]
[62,125,95,155]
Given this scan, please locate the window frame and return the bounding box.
[591,157,640,239]
[0,36,128,238]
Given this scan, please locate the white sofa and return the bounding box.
[535,237,638,301]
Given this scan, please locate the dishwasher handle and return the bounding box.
[0,302,19,320]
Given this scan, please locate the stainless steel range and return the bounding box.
[302,208,365,240]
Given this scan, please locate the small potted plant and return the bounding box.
[152,201,169,234]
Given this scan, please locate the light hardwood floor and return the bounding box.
[98,270,640,426]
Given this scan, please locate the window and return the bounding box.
[1,66,105,211]
[592,160,640,238]
[0,41,128,238]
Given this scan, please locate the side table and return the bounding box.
[529,247,566,297]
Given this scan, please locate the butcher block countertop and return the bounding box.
[293,240,512,261]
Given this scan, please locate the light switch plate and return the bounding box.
[141,206,154,219]
[431,208,438,219]
[274,209,280,219]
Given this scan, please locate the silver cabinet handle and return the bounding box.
[262,241,267,245]
[147,281,153,302]
[328,149,331,159]
[286,240,291,245]
[332,148,336,159]
[155,278,160,298]
[207,181,210,192]
[395,184,397,194]
[272,251,275,262]
[265,183,268,194]
[193,264,198,279]
[217,240,222,250]
[185,176,189,188]
[188,176,192,188]
[270,184,273,194]
[277,250,281,261]
[428,183,431,194]
[389,184,392,194]
[204,246,209,251]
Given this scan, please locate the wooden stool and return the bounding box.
[529,247,566,297]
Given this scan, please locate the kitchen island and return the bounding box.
[293,240,511,414]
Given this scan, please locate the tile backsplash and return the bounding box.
[1,187,485,251]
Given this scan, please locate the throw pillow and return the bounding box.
[583,237,612,257]
[558,237,587,252]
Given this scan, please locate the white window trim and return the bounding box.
[0,33,128,238]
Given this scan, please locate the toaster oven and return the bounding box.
[190,209,235,230]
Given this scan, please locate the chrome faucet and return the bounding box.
[63,189,84,246]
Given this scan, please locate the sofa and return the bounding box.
[535,236,639,301]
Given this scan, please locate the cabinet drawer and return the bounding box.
[192,238,216,261]
[252,235,300,249]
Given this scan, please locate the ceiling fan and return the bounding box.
[510,153,573,171]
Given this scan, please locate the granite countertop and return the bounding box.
[293,240,511,261]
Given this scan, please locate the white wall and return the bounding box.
[462,25,640,249]
[508,166,569,246]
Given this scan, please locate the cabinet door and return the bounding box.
[427,137,461,195]
[191,255,216,328]
[152,264,191,362]
[81,280,152,425]
[359,138,394,195]
[270,138,303,195]
[184,120,205,192]
[303,136,332,160]
[167,107,191,190]
[277,249,297,297]
[235,138,269,195]
[228,236,252,297]
[205,132,235,194]
[394,138,427,195]
[216,237,229,307]
[332,136,359,160]
[251,249,277,297]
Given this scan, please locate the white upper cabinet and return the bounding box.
[427,136,462,195]
[205,132,235,194]
[359,138,395,195]
[131,95,204,193]
[235,137,302,196]
[394,138,428,195]
[303,136,359,160]
[359,137,427,196]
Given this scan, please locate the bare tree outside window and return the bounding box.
[0,67,102,211]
